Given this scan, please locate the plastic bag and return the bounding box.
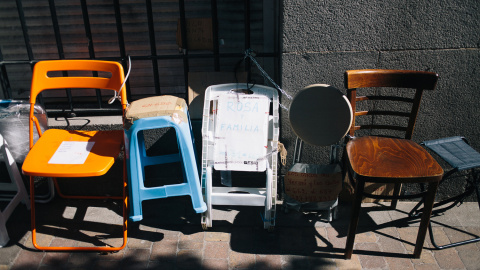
[283,163,342,211]
[0,100,48,163]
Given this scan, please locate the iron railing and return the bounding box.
[0,0,280,117]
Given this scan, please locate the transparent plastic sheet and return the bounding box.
[283,163,342,213]
[0,100,48,163]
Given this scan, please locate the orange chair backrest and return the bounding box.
[29,60,128,148]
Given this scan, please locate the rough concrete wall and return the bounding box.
[280,0,480,200]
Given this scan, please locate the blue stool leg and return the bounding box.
[176,122,207,213]
[126,128,145,222]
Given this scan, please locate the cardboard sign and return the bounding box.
[213,93,270,171]
[284,163,342,202]
[124,96,187,129]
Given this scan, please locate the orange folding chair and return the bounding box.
[22,60,128,251]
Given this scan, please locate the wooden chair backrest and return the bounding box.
[345,69,438,140]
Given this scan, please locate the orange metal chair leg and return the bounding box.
[29,160,128,251]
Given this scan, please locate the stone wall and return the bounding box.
[280,0,480,200]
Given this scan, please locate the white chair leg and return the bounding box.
[0,134,30,247]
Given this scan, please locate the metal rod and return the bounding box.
[178,0,189,101]
[113,0,131,102]
[244,0,251,79]
[47,0,73,113]
[80,0,102,110]
[15,0,34,61]
[0,47,12,99]
[211,0,220,71]
[145,0,161,95]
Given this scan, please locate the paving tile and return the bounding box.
[397,227,421,253]
[413,264,441,270]
[150,239,178,261]
[122,248,151,270]
[457,248,480,270]
[410,250,437,266]
[354,231,378,243]
[127,238,153,249]
[443,226,480,252]
[229,251,255,269]
[433,247,465,270]
[146,260,176,270]
[68,251,100,268]
[10,249,44,270]
[454,203,480,227]
[23,231,54,249]
[155,228,180,241]
[278,227,306,253]
[202,258,229,270]
[355,242,387,269]
[313,227,329,248]
[384,256,415,270]
[282,255,310,270]
[4,202,480,270]
[333,254,362,270]
[256,254,283,270]
[178,227,204,250]
[204,241,229,259]
[376,227,405,253]
[325,227,346,250]
[308,256,336,270]
[205,231,230,242]
[424,227,450,249]
[42,250,70,267]
[230,227,255,253]
[176,249,203,270]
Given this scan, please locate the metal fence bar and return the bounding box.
[1,1,279,116]
[81,0,103,110]
[113,0,132,102]
[15,0,34,62]
[146,0,161,96]
[244,0,251,80]
[178,0,189,101]
[211,0,220,71]
[48,0,75,116]
[0,47,12,99]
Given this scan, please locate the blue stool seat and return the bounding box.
[124,96,206,222]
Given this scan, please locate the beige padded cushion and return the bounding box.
[124,95,188,130]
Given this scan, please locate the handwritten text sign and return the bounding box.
[284,164,342,202]
[48,141,95,164]
[213,93,270,171]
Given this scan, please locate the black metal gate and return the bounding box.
[0,0,280,117]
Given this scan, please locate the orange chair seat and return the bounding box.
[22,129,123,178]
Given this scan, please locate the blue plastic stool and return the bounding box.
[124,96,207,222]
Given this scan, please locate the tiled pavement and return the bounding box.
[1,197,479,270]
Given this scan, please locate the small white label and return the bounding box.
[48,141,95,164]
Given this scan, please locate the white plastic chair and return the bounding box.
[200,83,279,230]
[0,133,30,247]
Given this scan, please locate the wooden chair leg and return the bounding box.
[414,181,439,258]
[345,179,365,259]
[390,183,402,209]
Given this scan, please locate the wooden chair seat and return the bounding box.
[347,136,443,183]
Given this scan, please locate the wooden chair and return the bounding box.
[343,69,444,259]
[21,60,128,251]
